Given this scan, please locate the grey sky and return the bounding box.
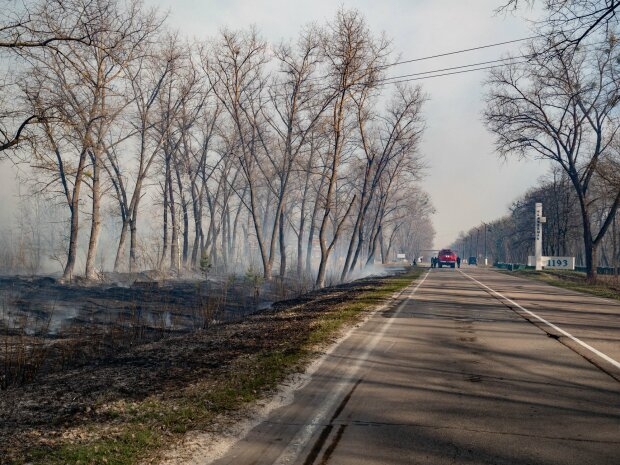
[142,0,548,249]
[0,0,548,249]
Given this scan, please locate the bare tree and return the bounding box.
[264,26,332,279]
[103,32,182,273]
[203,27,275,278]
[499,0,619,51]
[484,36,620,280]
[341,83,425,280]
[364,150,419,267]
[0,0,105,152]
[2,3,434,284]
[314,8,391,288]
[170,54,207,269]
[17,0,162,280]
[392,191,435,264]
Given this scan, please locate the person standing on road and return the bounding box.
[457,256,461,268]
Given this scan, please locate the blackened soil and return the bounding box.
[0,272,402,465]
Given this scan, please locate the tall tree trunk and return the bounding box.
[316,194,356,288]
[580,202,597,282]
[62,148,88,281]
[341,226,359,281]
[226,203,233,265]
[168,161,179,273]
[63,193,81,281]
[173,162,189,267]
[379,228,387,264]
[231,197,244,269]
[279,207,286,278]
[267,195,283,280]
[349,222,366,275]
[247,180,272,280]
[85,151,102,279]
[341,203,363,281]
[366,223,382,267]
[129,213,139,272]
[114,219,129,272]
[159,172,169,271]
[190,182,202,268]
[297,209,306,278]
[306,199,320,277]
[182,199,189,267]
[316,151,340,288]
[341,158,374,280]
[129,188,144,272]
[221,205,229,272]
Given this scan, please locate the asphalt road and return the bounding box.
[210,267,620,465]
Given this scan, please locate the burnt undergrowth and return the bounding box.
[0,267,420,465]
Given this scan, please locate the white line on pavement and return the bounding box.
[461,271,620,371]
[273,270,431,465]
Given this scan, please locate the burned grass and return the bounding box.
[0,268,421,465]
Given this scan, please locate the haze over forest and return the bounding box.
[1,0,620,284]
[0,1,434,287]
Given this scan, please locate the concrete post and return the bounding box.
[535,203,546,271]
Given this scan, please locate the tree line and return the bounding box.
[0,0,434,287]
[453,167,620,270]
[476,0,620,281]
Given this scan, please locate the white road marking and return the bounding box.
[273,270,431,464]
[461,271,620,371]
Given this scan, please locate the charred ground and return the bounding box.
[0,269,411,465]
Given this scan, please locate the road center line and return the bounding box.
[273,270,431,465]
[461,271,620,371]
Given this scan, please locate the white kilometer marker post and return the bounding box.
[535,202,546,271]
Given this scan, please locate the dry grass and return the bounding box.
[506,269,620,301]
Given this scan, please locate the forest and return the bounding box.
[0,0,435,288]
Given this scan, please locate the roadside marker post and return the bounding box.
[535,203,546,271]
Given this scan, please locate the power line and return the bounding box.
[267,55,532,96]
[380,34,542,69]
[266,32,607,93]
[379,60,530,85]
[266,34,540,91]
[380,56,526,83]
[377,37,607,85]
[378,25,587,71]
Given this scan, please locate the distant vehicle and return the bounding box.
[437,249,458,268]
[468,256,477,265]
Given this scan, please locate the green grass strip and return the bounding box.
[28,428,160,465]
